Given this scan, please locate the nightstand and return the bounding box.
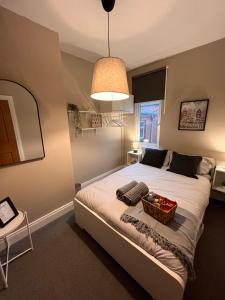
[211,161,225,202]
[127,150,143,165]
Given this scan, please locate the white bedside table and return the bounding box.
[212,161,225,201]
[127,150,143,165]
[0,210,33,288]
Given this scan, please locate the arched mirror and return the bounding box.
[0,80,45,167]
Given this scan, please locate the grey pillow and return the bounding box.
[168,152,202,179]
[141,148,168,168]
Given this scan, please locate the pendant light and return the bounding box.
[91,0,129,101]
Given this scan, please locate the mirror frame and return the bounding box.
[0,79,45,167]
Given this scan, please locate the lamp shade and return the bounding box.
[132,141,139,150]
[91,57,129,101]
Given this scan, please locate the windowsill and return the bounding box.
[139,142,159,149]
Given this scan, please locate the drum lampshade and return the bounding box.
[91,57,129,101]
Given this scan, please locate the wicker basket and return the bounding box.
[91,114,102,128]
[142,194,177,225]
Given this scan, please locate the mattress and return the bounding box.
[76,163,211,281]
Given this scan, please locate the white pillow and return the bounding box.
[198,157,215,175]
[163,150,172,167]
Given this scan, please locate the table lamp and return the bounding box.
[132,141,139,153]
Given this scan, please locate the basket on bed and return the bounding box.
[142,193,177,225]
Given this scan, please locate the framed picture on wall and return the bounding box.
[0,197,19,228]
[178,99,209,131]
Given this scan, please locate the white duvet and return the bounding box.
[76,163,211,281]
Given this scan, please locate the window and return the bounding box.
[135,101,161,146]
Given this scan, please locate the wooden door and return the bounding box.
[0,100,20,166]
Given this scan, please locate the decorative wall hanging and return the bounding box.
[178,99,209,131]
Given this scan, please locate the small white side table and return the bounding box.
[127,150,143,165]
[212,161,225,202]
[0,210,33,288]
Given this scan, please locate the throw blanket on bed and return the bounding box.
[121,202,198,279]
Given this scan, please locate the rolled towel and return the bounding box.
[116,181,138,201]
[123,182,149,206]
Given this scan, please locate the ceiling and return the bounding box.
[1,0,225,69]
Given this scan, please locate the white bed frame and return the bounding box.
[74,198,185,300]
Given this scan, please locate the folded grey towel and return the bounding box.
[123,182,149,206]
[116,181,138,201]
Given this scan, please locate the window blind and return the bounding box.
[132,68,166,103]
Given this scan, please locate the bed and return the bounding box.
[74,163,211,300]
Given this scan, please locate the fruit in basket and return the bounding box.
[154,197,161,203]
[150,193,177,211]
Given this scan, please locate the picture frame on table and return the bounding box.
[0,197,19,228]
[178,99,209,131]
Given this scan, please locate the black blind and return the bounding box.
[132,68,166,103]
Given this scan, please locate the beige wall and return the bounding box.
[61,52,123,183]
[0,6,74,221]
[126,38,225,162]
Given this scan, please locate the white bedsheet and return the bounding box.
[76,163,211,281]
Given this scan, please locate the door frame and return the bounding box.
[0,95,25,161]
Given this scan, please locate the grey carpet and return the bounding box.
[0,199,224,300]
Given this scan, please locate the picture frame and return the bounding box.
[178,99,209,131]
[0,197,19,228]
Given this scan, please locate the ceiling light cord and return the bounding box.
[108,12,111,57]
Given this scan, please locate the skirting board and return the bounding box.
[2,165,124,248]
[81,165,124,188]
